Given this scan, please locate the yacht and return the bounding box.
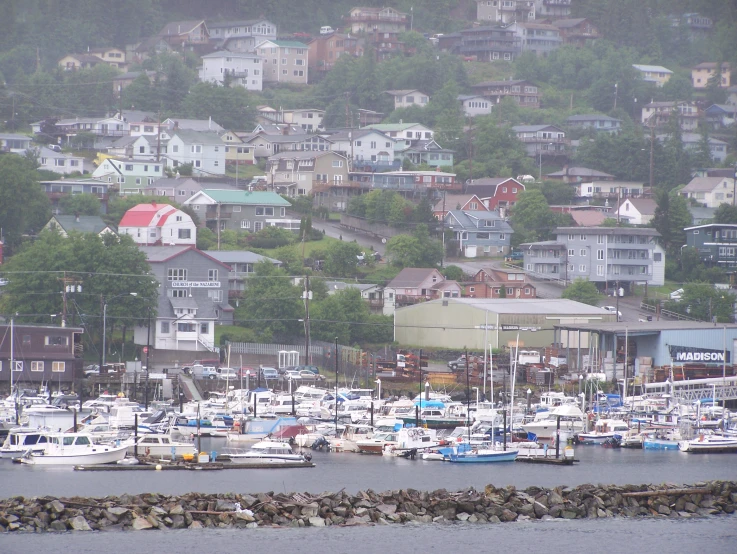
[678,433,737,453]
[576,419,630,445]
[328,424,374,452]
[0,428,52,459]
[224,440,309,463]
[125,434,196,458]
[521,404,585,440]
[20,433,128,465]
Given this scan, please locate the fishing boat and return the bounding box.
[224,440,310,463]
[382,427,443,456]
[678,433,737,453]
[357,431,398,454]
[0,428,52,459]
[20,433,128,465]
[125,434,196,458]
[642,429,682,451]
[521,404,585,440]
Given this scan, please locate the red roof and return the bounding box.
[119,203,176,228]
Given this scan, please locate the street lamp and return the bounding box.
[101,292,138,369]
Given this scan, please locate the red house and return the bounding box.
[465,177,525,211]
[433,193,488,219]
[465,268,536,299]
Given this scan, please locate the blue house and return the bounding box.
[443,209,512,258]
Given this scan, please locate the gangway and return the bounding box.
[644,376,737,404]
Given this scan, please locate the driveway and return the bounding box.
[312,217,386,255]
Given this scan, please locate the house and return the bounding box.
[363,123,434,146]
[323,281,384,313]
[29,146,85,175]
[255,40,308,84]
[454,25,521,62]
[0,133,32,153]
[680,176,735,208]
[475,0,535,24]
[143,177,231,202]
[433,194,488,219]
[32,116,128,141]
[157,20,210,49]
[576,180,646,200]
[207,19,277,51]
[198,51,264,90]
[692,62,732,89]
[343,7,409,34]
[0,324,83,384]
[281,109,325,131]
[656,133,728,164]
[467,267,536,299]
[384,89,430,109]
[58,48,126,71]
[534,0,572,19]
[471,79,539,108]
[40,177,112,214]
[266,151,350,196]
[704,104,737,130]
[551,18,600,47]
[135,245,233,352]
[546,166,616,183]
[119,203,196,246]
[616,198,657,226]
[641,101,699,132]
[444,209,513,258]
[220,131,255,167]
[685,223,737,267]
[327,129,397,171]
[204,250,282,296]
[512,125,568,157]
[396,140,454,169]
[307,33,362,77]
[244,131,325,160]
[632,64,673,87]
[689,206,716,225]
[184,190,294,233]
[565,114,622,134]
[727,85,737,106]
[108,135,161,160]
[43,215,116,237]
[112,70,157,98]
[92,157,164,193]
[458,95,492,117]
[166,130,226,176]
[509,22,562,57]
[569,210,607,227]
[465,177,525,210]
[163,117,225,133]
[383,268,461,316]
[521,226,663,289]
[671,13,713,41]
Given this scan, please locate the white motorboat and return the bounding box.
[0,428,52,459]
[357,431,398,454]
[382,427,443,456]
[125,434,196,458]
[678,433,737,453]
[328,424,374,452]
[522,404,585,440]
[576,419,630,445]
[20,433,128,465]
[224,440,309,463]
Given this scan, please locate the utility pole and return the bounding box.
[156,111,161,162]
[303,276,312,365]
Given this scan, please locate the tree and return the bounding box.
[181,82,256,130]
[323,241,362,277]
[510,189,561,245]
[666,283,736,323]
[59,193,102,216]
[385,224,443,268]
[713,204,737,224]
[441,265,465,281]
[561,278,602,306]
[652,189,692,252]
[0,155,51,252]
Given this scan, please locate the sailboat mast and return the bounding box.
[509,333,520,444]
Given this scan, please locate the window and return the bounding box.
[172,145,179,153]
[597,235,605,244]
[579,264,587,272]
[255,207,274,216]
[507,287,514,295]
[208,269,218,281]
[580,249,587,256]
[168,268,187,281]
[195,160,201,168]
[45,336,68,346]
[654,252,662,262]
[597,265,604,276]
[31,361,44,372]
[280,207,286,217]
[177,322,196,333]
[158,321,170,335]
[254,222,263,231]
[23,335,31,346]
[597,249,604,260]
[232,206,241,212]
[580,234,587,241]
[500,234,505,240]
[12,361,22,372]
[469,287,475,293]
[52,362,65,373]
[477,233,490,240]
[191,145,202,154]
[241,220,250,229]
[178,229,191,240]
[207,290,222,302]
[200,322,209,334]
[568,249,575,257]
[568,234,575,241]
[332,160,343,167]
[125,164,133,171]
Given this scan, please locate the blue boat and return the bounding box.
[437,444,518,463]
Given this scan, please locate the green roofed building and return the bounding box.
[255,39,308,84]
[184,190,298,233]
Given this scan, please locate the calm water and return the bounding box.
[1,444,736,551]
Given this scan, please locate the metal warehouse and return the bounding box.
[394,298,616,350]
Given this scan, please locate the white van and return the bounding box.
[320,26,334,35]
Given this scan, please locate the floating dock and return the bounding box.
[515,456,578,465]
[74,461,315,471]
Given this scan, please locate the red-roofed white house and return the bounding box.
[119,203,196,246]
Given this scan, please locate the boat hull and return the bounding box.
[643,439,679,451]
[21,444,128,465]
[678,438,737,453]
[447,449,518,463]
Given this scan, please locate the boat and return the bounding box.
[328,424,374,452]
[382,427,444,456]
[0,428,52,459]
[440,443,518,463]
[521,404,585,440]
[576,419,630,445]
[224,440,310,463]
[356,431,398,454]
[19,433,128,465]
[125,434,196,458]
[642,429,682,451]
[678,433,737,453]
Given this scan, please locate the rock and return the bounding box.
[49,520,68,532]
[308,517,326,527]
[562,510,578,519]
[239,494,258,508]
[548,491,564,506]
[216,500,236,512]
[657,505,671,515]
[246,522,259,529]
[533,501,549,518]
[684,502,698,513]
[333,506,348,517]
[301,503,319,517]
[488,515,501,524]
[346,515,371,525]
[49,500,65,514]
[168,504,184,516]
[131,516,154,530]
[456,512,471,522]
[188,520,203,529]
[108,507,129,517]
[70,516,92,531]
[170,515,186,529]
[150,506,168,516]
[377,504,397,515]
[500,509,518,522]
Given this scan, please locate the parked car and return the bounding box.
[217,367,238,381]
[84,364,100,377]
[602,306,622,318]
[284,370,302,381]
[238,367,258,378]
[192,365,219,379]
[47,144,62,152]
[295,364,320,375]
[299,370,325,381]
[261,367,279,381]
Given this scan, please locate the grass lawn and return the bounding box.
[634,282,682,299]
[225,165,265,181]
[255,235,343,258]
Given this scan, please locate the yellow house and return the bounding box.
[692,62,732,89]
[632,64,673,87]
[220,131,255,166]
[58,48,126,71]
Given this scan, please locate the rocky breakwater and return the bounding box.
[1,481,736,532]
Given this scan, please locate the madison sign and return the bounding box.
[668,345,730,364]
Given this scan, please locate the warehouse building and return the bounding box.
[394,298,615,350]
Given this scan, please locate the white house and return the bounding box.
[29,146,85,175]
[327,129,395,166]
[166,130,226,176]
[458,95,492,117]
[198,51,263,91]
[118,203,196,246]
[281,108,325,131]
[384,89,430,109]
[680,176,734,208]
[616,198,657,225]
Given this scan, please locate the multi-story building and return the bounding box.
[551,18,600,47]
[343,6,409,34]
[166,130,226,176]
[632,64,673,87]
[204,250,282,297]
[183,190,293,233]
[458,95,493,117]
[443,209,513,258]
[208,19,277,51]
[135,246,233,353]
[565,114,622,134]
[466,177,526,210]
[692,62,732,89]
[512,125,568,158]
[522,226,664,289]
[384,89,430,110]
[255,40,308,84]
[40,177,112,214]
[308,33,362,78]
[467,267,536,299]
[641,101,700,132]
[455,25,521,62]
[509,21,562,56]
[475,0,536,24]
[199,51,263,91]
[91,157,164,193]
[685,223,737,267]
[281,109,325,132]
[471,79,539,108]
[58,47,127,71]
[118,203,197,246]
[266,151,350,196]
[363,123,434,145]
[680,176,735,208]
[0,133,32,153]
[534,0,571,19]
[327,129,396,170]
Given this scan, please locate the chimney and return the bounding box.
[208,116,212,129]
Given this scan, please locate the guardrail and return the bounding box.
[639,302,701,322]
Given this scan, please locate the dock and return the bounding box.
[74,461,315,471]
[515,456,578,465]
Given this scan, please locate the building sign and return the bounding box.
[501,325,540,332]
[171,281,220,288]
[475,324,496,330]
[668,345,730,364]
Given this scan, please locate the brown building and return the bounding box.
[0,324,84,384]
[466,268,536,299]
[551,18,600,47]
[471,79,540,109]
[308,33,363,79]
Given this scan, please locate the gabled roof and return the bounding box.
[364,123,431,132]
[159,20,206,37]
[201,50,261,59]
[188,190,291,206]
[566,114,621,123]
[619,197,657,215]
[471,79,532,88]
[169,130,224,145]
[268,150,342,161]
[165,118,224,132]
[384,89,427,97]
[512,124,564,133]
[386,268,442,289]
[204,250,281,266]
[692,62,731,70]
[327,129,391,142]
[434,194,486,211]
[445,210,512,231]
[119,203,177,227]
[570,211,607,227]
[465,177,524,199]
[138,245,231,270]
[632,64,673,74]
[681,176,730,193]
[256,39,307,48]
[551,18,588,28]
[48,215,111,234]
[546,167,615,179]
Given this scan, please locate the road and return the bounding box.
[312,217,386,255]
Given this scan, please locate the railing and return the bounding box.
[639,302,701,322]
[343,14,408,24]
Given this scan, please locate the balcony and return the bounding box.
[343,14,408,24]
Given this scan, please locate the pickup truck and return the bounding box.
[447,356,488,372]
